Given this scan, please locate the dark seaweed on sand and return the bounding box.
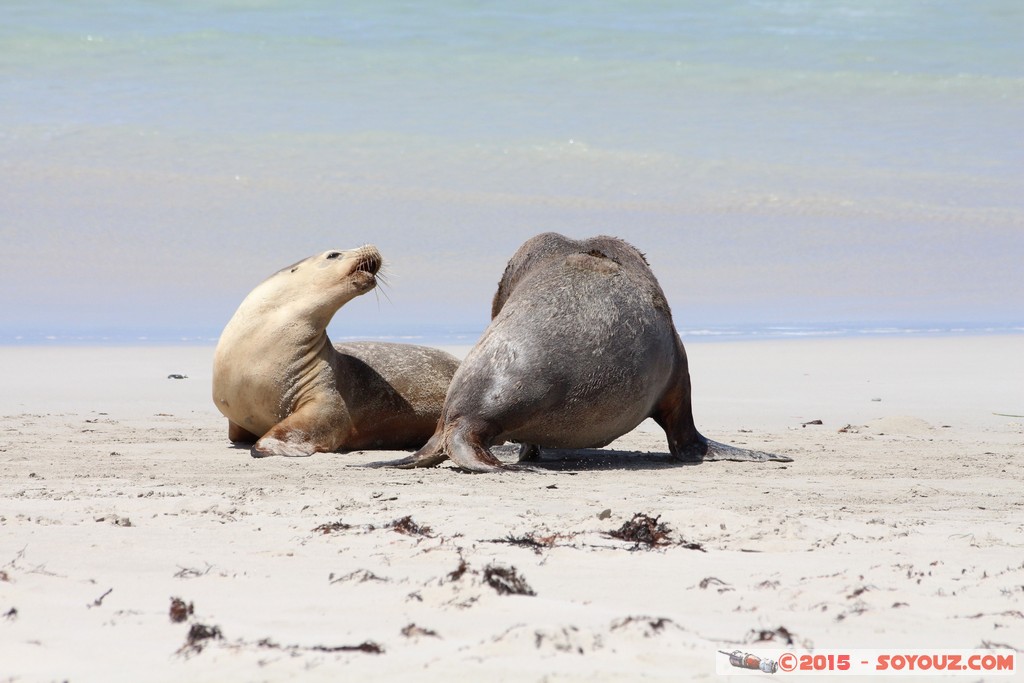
[169,597,193,623]
[609,513,673,548]
[608,513,707,551]
[401,623,440,638]
[483,564,536,596]
[448,557,469,581]
[389,515,433,537]
[179,623,223,655]
[487,532,559,554]
[256,638,383,654]
[750,625,796,646]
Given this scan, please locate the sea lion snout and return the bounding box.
[316,245,382,291]
[353,249,382,275]
[344,245,382,292]
[318,245,382,273]
[343,245,382,275]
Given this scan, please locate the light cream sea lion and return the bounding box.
[212,245,459,457]
[371,233,790,472]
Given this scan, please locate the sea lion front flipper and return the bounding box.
[228,421,259,444]
[703,439,793,463]
[251,408,339,458]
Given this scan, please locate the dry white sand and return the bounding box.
[1,336,1022,681]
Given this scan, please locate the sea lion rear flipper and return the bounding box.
[517,443,541,462]
[364,453,443,468]
[651,361,790,464]
[651,380,705,462]
[447,428,507,473]
[365,430,449,469]
[365,432,539,473]
[367,421,512,472]
[703,439,793,463]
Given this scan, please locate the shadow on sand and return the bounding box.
[489,444,698,472]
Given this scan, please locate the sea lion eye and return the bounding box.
[326,252,341,260]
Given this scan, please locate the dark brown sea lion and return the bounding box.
[370,233,789,472]
[212,245,459,457]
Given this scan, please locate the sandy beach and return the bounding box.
[1,335,1021,681]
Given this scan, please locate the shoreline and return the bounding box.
[1,324,1022,348]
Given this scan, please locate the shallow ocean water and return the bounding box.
[2,1,1021,341]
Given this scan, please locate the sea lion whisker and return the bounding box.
[370,284,392,308]
[373,269,393,306]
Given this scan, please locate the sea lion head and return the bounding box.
[254,244,383,327]
[489,232,653,318]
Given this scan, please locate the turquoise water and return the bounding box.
[2,1,1022,343]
